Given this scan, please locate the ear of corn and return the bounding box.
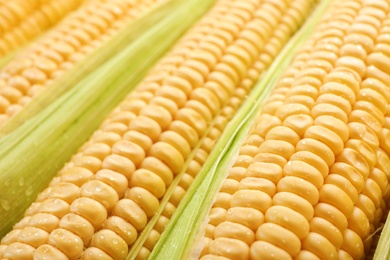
[0,0,216,240]
[175,0,390,259]
[149,1,330,258]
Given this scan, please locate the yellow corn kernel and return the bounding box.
[90,229,128,260]
[256,223,301,256]
[112,198,147,232]
[34,244,69,259]
[47,228,84,259]
[3,242,35,259]
[59,213,94,246]
[208,237,249,260]
[309,217,343,249]
[265,205,309,240]
[250,241,292,260]
[81,247,114,260]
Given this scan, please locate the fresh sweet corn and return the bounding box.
[0,0,168,127]
[3,0,390,259]
[196,0,390,259]
[0,0,83,57]
[0,0,317,259]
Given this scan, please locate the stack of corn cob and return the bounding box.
[1,0,390,259]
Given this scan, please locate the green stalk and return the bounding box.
[0,0,216,237]
[0,0,170,137]
[149,0,331,258]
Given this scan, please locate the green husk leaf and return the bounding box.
[149,0,331,258]
[373,218,389,259]
[0,0,215,237]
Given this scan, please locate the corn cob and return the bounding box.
[0,0,168,127]
[130,0,317,258]
[150,1,331,257]
[0,0,317,258]
[195,0,390,259]
[0,0,83,58]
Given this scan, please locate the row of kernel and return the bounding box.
[329,2,390,258]
[368,11,390,177]
[360,7,390,252]
[292,1,378,258]
[199,0,320,259]
[298,1,390,258]
[371,10,390,177]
